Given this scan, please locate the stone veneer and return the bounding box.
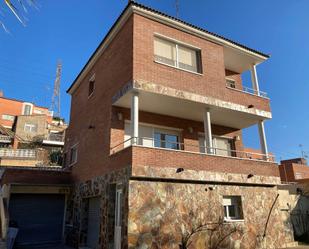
[67,167,130,249]
[128,180,294,249]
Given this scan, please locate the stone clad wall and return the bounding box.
[67,167,130,249]
[128,180,294,249]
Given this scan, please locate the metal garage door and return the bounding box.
[9,194,65,248]
[86,197,101,249]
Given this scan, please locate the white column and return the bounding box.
[131,92,139,145]
[258,120,269,160]
[250,64,260,96]
[203,108,213,154]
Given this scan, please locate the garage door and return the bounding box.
[9,194,65,248]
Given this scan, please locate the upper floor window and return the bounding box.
[88,74,95,97]
[2,114,15,121]
[226,78,236,89]
[154,36,202,74]
[223,196,243,221]
[198,135,234,157]
[70,145,78,165]
[24,123,38,133]
[22,103,33,115]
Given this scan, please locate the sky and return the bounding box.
[0,0,308,161]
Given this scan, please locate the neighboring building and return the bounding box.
[0,91,53,129]
[0,92,67,167]
[279,158,309,182]
[60,2,296,249]
[1,2,298,249]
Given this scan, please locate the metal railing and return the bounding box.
[226,83,268,98]
[0,149,37,158]
[110,137,274,162]
[44,133,64,142]
[0,135,11,143]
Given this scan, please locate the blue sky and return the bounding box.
[0,0,308,160]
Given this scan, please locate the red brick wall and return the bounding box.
[65,16,134,182]
[131,146,279,177]
[133,14,270,112]
[279,162,309,182]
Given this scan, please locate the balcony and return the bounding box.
[0,149,37,158]
[110,137,280,183]
[0,135,12,144]
[42,133,64,146]
[226,83,268,99]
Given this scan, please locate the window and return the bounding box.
[2,114,15,121]
[22,103,33,115]
[199,135,234,156]
[70,145,78,165]
[226,78,236,88]
[33,109,44,114]
[88,74,95,97]
[223,196,243,221]
[154,36,202,73]
[24,123,38,133]
[154,132,179,150]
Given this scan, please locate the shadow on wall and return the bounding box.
[290,192,309,243]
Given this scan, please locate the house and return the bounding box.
[0,91,67,167]
[61,1,296,249]
[279,158,309,182]
[2,1,299,249]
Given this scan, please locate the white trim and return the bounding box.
[22,102,33,115]
[68,4,267,95]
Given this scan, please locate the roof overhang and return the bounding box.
[67,1,270,95]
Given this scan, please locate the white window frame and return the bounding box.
[22,102,33,115]
[226,78,236,89]
[2,114,15,121]
[69,144,78,166]
[24,123,38,133]
[223,196,244,222]
[154,34,202,75]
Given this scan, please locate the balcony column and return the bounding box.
[131,91,139,145]
[250,64,260,96]
[203,108,213,154]
[258,120,269,160]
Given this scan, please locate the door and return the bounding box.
[114,187,122,249]
[86,197,101,249]
[9,194,65,248]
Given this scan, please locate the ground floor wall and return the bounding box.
[128,180,295,249]
[66,167,130,249]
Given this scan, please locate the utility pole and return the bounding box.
[50,60,62,118]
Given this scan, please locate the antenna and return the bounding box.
[175,0,179,18]
[50,60,62,118]
[299,144,308,159]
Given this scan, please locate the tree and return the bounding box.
[0,0,38,33]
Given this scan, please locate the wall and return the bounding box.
[132,14,270,112]
[128,180,294,249]
[279,162,309,182]
[65,15,134,183]
[0,97,51,128]
[14,115,48,142]
[66,167,130,249]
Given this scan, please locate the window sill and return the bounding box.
[223,218,244,223]
[154,60,203,76]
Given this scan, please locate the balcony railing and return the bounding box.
[0,135,11,143]
[45,133,64,142]
[110,137,274,162]
[226,83,268,98]
[0,149,37,158]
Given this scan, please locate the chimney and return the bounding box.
[0,90,3,97]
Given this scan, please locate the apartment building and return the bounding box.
[0,91,53,129]
[279,158,309,182]
[61,2,298,249]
